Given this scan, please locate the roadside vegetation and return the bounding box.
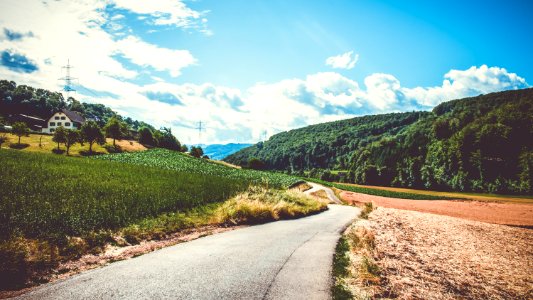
[307,178,462,200]
[0,149,308,290]
[332,204,388,300]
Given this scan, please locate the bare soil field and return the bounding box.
[340,191,533,227]
[339,182,533,204]
[368,207,533,299]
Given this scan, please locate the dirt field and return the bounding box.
[339,182,533,204]
[340,191,533,227]
[369,207,533,299]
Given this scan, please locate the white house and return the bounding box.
[42,109,86,133]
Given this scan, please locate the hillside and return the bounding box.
[0,79,154,130]
[225,88,533,195]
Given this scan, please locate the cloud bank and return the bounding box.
[0,1,529,144]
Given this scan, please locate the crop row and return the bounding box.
[94,149,301,188]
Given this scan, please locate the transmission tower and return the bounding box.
[59,59,77,100]
[195,121,206,145]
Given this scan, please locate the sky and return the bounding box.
[0,0,531,144]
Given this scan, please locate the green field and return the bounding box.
[94,149,300,188]
[0,149,300,241]
[306,178,463,200]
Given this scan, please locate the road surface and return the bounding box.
[17,205,359,300]
[304,182,343,204]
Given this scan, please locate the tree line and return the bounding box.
[225,88,533,195]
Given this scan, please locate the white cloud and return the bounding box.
[325,51,359,69]
[111,0,209,32]
[0,1,528,144]
[115,36,196,77]
[403,65,528,107]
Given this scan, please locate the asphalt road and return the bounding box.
[304,182,343,204]
[17,205,359,300]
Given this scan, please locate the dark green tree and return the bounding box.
[248,158,266,170]
[104,117,128,147]
[190,146,204,158]
[138,127,154,145]
[52,126,67,150]
[12,122,29,145]
[80,121,105,154]
[64,129,80,155]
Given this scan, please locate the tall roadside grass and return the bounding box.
[332,207,389,300]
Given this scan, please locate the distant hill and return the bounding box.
[225,88,533,195]
[202,143,253,160]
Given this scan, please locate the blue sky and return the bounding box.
[0,0,531,144]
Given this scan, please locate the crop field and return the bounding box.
[94,149,301,188]
[0,149,299,242]
[306,178,462,200]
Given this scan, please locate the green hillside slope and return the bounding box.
[225,88,533,194]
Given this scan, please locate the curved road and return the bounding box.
[18,205,358,300]
[304,182,343,204]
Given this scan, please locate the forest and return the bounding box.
[225,89,533,195]
[0,79,154,131]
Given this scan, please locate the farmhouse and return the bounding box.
[42,109,85,133]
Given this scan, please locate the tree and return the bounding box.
[157,127,181,151]
[52,126,67,150]
[12,122,29,145]
[80,121,105,154]
[104,117,128,147]
[64,129,79,155]
[190,146,204,158]
[180,144,188,153]
[0,134,8,149]
[138,127,154,145]
[248,158,266,170]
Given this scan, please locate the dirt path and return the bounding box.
[340,191,533,227]
[369,207,533,299]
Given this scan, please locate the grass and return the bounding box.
[359,203,374,220]
[306,178,464,200]
[94,149,301,188]
[332,237,353,300]
[1,133,146,156]
[332,207,384,300]
[0,149,312,289]
[340,183,533,204]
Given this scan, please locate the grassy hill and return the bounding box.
[0,133,146,156]
[225,88,533,195]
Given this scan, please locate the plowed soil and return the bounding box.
[340,191,533,227]
[369,207,533,299]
